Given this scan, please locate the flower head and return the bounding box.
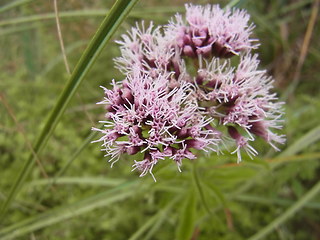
[114,22,173,75]
[193,54,285,162]
[93,67,221,180]
[165,4,258,58]
[93,4,285,180]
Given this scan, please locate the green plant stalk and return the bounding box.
[192,161,211,214]
[248,180,320,240]
[0,0,140,220]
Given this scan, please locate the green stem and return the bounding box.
[192,160,211,214]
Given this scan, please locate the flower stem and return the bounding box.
[192,160,211,215]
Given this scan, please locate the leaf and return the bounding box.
[129,197,180,240]
[176,190,197,240]
[0,181,139,240]
[235,194,320,210]
[205,183,227,207]
[279,124,320,157]
[28,177,126,187]
[226,0,249,8]
[0,0,140,220]
[0,0,33,14]
[247,180,320,240]
[234,125,320,195]
[0,8,184,27]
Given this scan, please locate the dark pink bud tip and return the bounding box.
[163,146,174,156]
[183,34,192,45]
[126,146,140,155]
[196,45,212,58]
[228,126,242,141]
[250,121,268,141]
[193,37,204,47]
[183,45,196,58]
[177,128,189,139]
[185,139,206,150]
[121,87,133,103]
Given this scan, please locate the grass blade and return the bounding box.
[234,124,320,195]
[0,0,33,14]
[129,196,180,240]
[28,177,125,187]
[0,7,184,27]
[0,181,138,240]
[0,0,140,220]
[235,194,320,210]
[175,189,197,240]
[247,180,320,240]
[279,124,320,157]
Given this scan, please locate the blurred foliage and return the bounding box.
[0,0,319,239]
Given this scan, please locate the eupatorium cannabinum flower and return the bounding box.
[165,4,258,58]
[92,4,285,180]
[93,67,220,181]
[194,54,285,162]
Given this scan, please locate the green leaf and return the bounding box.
[235,194,320,210]
[0,0,140,220]
[129,197,180,240]
[0,0,34,14]
[0,181,139,240]
[28,177,126,187]
[192,161,211,214]
[176,190,197,240]
[205,182,227,207]
[247,180,320,240]
[0,7,184,27]
[234,125,320,195]
[226,0,249,8]
[279,124,320,157]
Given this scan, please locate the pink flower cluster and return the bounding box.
[166,4,258,58]
[93,4,285,180]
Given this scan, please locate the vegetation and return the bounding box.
[0,0,319,239]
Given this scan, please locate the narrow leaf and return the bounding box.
[176,190,197,240]
[0,0,33,14]
[279,124,320,157]
[28,177,125,187]
[129,197,180,240]
[0,0,140,220]
[0,181,138,240]
[248,180,320,240]
[235,194,320,210]
[0,7,184,27]
[234,125,320,195]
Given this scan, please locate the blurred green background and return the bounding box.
[0,0,319,239]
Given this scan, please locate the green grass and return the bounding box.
[0,0,319,239]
